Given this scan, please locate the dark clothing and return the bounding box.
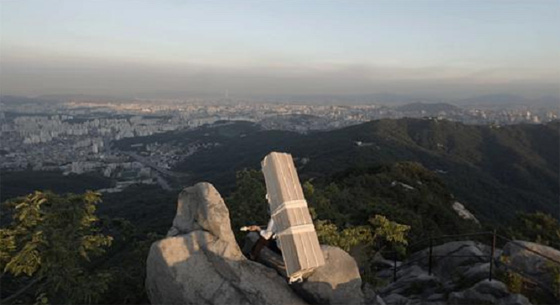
[250,236,282,260]
[250,236,269,260]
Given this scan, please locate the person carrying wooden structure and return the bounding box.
[245,152,325,283]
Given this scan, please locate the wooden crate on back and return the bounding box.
[261,152,325,282]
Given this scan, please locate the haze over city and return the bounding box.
[1,0,559,100]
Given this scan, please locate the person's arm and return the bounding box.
[244,225,262,232]
[260,219,275,240]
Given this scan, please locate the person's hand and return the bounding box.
[247,225,261,232]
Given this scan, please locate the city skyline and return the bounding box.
[1,0,559,99]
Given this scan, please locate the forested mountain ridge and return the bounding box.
[317,119,558,221]
[175,119,558,223]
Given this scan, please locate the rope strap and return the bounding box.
[271,199,308,217]
[277,224,315,237]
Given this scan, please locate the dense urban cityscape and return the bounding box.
[1,96,557,193]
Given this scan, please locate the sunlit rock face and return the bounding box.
[502,240,560,298]
[146,182,306,305]
[291,245,364,305]
[452,201,480,225]
[145,182,376,305]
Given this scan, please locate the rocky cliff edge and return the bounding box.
[145,182,375,305]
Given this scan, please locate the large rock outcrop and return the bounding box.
[502,241,560,286]
[449,280,531,305]
[166,182,237,244]
[146,182,376,305]
[378,241,535,305]
[146,183,306,305]
[406,240,491,283]
[501,240,560,301]
[292,245,364,305]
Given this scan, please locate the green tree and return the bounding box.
[226,169,269,241]
[369,214,410,250]
[315,214,410,286]
[507,212,560,249]
[0,191,113,304]
[315,220,373,252]
[315,214,410,253]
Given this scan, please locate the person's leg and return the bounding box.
[267,239,282,255]
[250,236,269,260]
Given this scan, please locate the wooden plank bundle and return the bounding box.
[261,152,325,281]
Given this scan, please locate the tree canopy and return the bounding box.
[0,191,113,304]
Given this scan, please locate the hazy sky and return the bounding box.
[1,0,559,99]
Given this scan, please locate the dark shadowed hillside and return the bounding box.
[163,119,559,223]
[0,171,113,202]
[307,162,480,240]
